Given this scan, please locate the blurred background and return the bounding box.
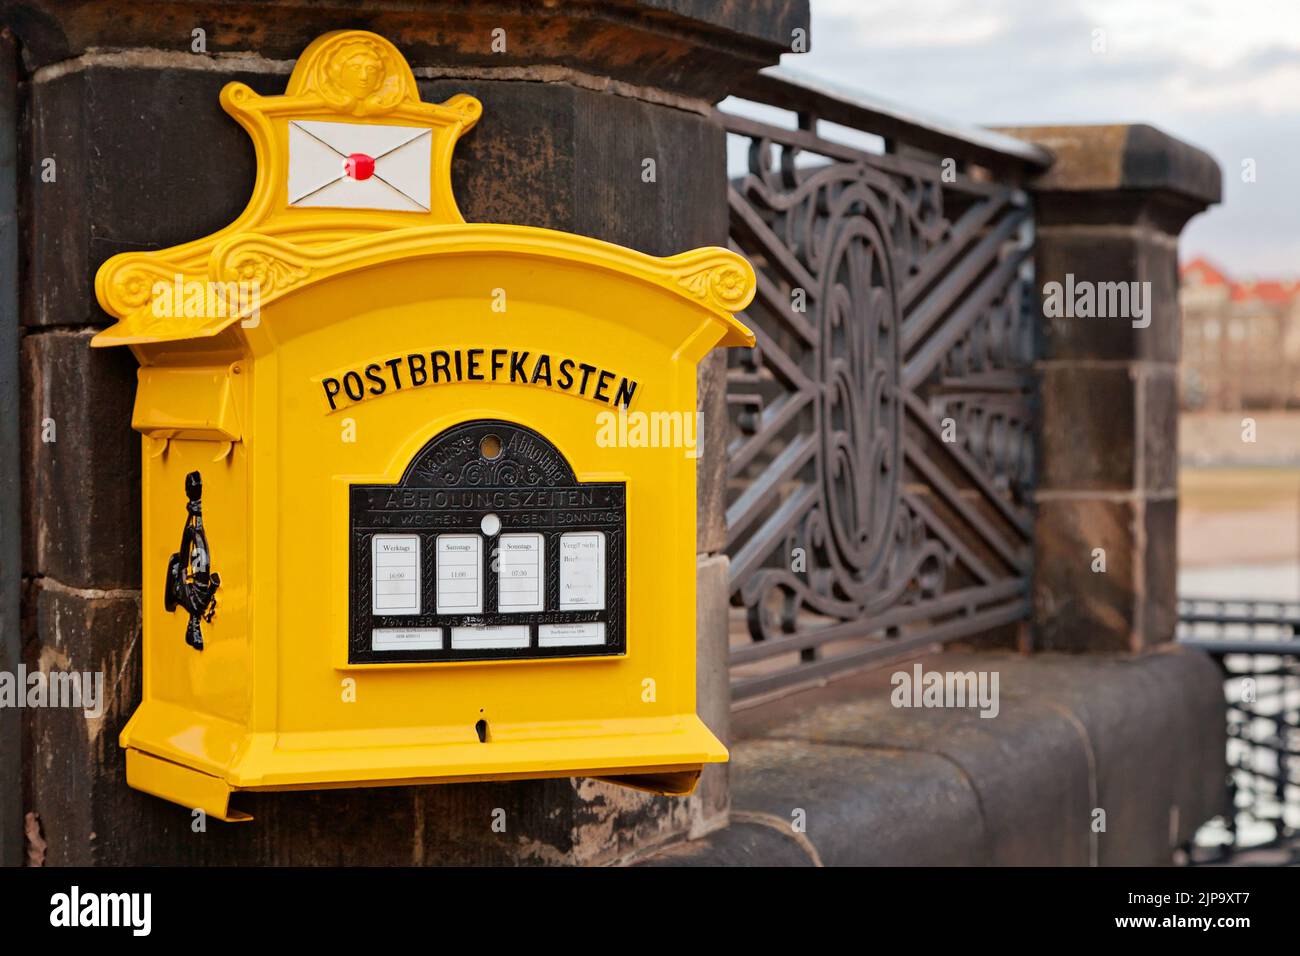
[776,0,1300,601]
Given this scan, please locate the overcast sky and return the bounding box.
[775,0,1300,278]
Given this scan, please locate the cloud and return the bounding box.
[1080,0,1300,70]
[779,0,1300,273]
[1164,59,1300,116]
[815,0,1009,47]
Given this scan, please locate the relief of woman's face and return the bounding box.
[333,50,383,99]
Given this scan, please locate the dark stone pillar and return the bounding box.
[999,124,1221,652]
[8,0,808,865]
[0,26,23,868]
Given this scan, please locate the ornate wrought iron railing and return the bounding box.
[719,69,1051,703]
[1178,597,1300,863]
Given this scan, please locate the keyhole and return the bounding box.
[475,718,488,743]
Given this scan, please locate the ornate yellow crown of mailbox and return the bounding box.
[92,30,755,821]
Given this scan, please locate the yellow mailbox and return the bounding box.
[91,30,755,821]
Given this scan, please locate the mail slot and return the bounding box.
[91,30,755,821]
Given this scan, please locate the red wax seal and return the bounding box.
[344,153,375,181]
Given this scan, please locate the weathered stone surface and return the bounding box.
[1038,362,1179,496]
[1140,366,1180,494]
[1038,364,1137,492]
[744,674,1093,865]
[1142,497,1178,648]
[974,648,1227,864]
[997,123,1222,209]
[20,328,141,589]
[5,1,809,100]
[642,647,1228,865]
[24,581,140,866]
[726,737,989,866]
[25,66,282,328]
[1034,229,1181,363]
[696,349,728,555]
[0,28,22,869]
[635,816,815,866]
[1034,496,1178,653]
[1034,497,1136,653]
[425,76,728,254]
[691,554,731,835]
[980,648,1225,864]
[88,772,694,866]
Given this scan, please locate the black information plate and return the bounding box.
[348,419,626,663]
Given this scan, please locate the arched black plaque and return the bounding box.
[348,420,626,663]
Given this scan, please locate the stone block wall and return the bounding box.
[2,0,807,866]
[999,125,1221,653]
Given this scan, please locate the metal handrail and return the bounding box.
[731,66,1054,175]
[1178,598,1300,862]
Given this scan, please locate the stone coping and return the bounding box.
[638,646,1228,866]
[5,0,810,101]
[995,124,1222,207]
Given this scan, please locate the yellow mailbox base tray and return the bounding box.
[123,707,726,822]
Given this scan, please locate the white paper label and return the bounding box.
[450,625,531,649]
[498,533,544,613]
[436,534,482,614]
[559,532,605,610]
[538,622,606,647]
[371,534,421,615]
[371,627,443,651]
[288,120,432,212]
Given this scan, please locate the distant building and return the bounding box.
[1181,257,1300,410]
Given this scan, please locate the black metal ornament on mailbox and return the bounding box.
[163,470,221,651]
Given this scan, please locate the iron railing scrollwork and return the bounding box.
[720,69,1048,702]
[1179,597,1300,863]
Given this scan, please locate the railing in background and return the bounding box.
[719,68,1050,704]
[1179,597,1300,863]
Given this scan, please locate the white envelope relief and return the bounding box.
[287,119,432,212]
